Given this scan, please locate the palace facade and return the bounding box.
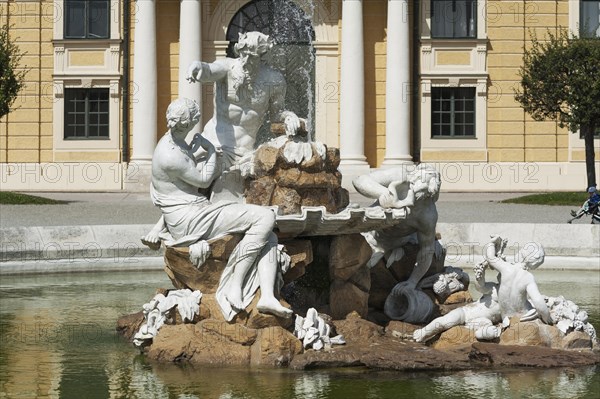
[1,0,599,191]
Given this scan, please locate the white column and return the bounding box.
[339,0,369,175]
[383,0,412,165]
[179,0,202,138]
[128,0,157,191]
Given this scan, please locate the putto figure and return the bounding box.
[144,98,292,321]
[483,235,553,325]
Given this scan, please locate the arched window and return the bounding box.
[226,0,315,143]
[226,0,315,52]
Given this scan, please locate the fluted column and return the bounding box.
[131,0,157,164]
[179,0,202,137]
[383,0,412,165]
[127,0,157,191]
[339,0,369,174]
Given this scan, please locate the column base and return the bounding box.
[381,156,414,167]
[338,160,371,193]
[125,161,153,192]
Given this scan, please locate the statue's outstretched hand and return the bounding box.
[141,232,161,251]
[488,235,505,255]
[378,191,397,208]
[186,61,202,83]
[284,113,301,136]
[379,182,407,209]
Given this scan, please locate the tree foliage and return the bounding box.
[0,24,27,119]
[515,29,600,188]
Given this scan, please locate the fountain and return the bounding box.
[117,29,598,370]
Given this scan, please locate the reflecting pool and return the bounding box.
[0,270,598,399]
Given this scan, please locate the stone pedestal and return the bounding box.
[245,140,349,215]
[328,234,372,319]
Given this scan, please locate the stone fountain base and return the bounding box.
[117,233,599,369]
[117,307,599,369]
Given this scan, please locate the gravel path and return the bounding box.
[0,191,593,227]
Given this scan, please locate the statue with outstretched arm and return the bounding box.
[186,31,303,168]
[143,32,305,248]
[484,235,553,325]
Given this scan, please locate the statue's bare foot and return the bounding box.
[257,297,293,318]
[225,290,244,311]
[141,235,161,251]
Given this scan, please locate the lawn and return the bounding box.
[501,192,588,206]
[0,191,67,205]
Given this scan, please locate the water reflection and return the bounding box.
[0,270,598,399]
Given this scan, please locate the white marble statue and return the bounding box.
[545,295,596,340]
[187,31,304,197]
[142,31,305,247]
[484,235,553,325]
[413,260,503,343]
[293,308,346,351]
[415,236,557,343]
[142,98,292,321]
[353,164,441,290]
[133,289,202,347]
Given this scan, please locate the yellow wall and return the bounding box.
[486,0,570,163]
[363,0,387,167]
[0,0,54,163]
[1,0,590,174]
[129,0,190,149]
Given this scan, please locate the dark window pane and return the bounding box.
[65,0,109,39]
[464,124,475,136]
[431,1,453,38]
[89,1,110,38]
[431,0,476,38]
[431,87,476,138]
[581,1,600,37]
[64,88,109,139]
[65,1,86,38]
[455,112,464,124]
[99,112,109,126]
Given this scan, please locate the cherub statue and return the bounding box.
[414,235,553,342]
[484,236,553,325]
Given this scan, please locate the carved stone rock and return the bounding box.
[245,139,349,215]
[385,320,420,339]
[250,326,303,367]
[433,326,478,349]
[440,290,473,305]
[328,234,372,319]
[164,234,243,294]
[499,319,564,348]
[281,239,313,284]
[561,330,593,350]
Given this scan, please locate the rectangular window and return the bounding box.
[64,0,110,39]
[581,0,600,37]
[64,88,110,139]
[431,0,477,38]
[431,87,476,138]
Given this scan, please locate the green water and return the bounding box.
[0,270,598,399]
